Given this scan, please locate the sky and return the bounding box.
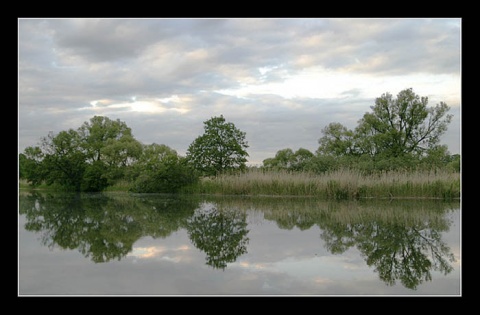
[18,18,461,166]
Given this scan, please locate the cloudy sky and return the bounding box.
[18,18,461,165]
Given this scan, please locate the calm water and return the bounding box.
[18,191,461,296]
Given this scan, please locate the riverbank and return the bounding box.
[180,168,461,201]
[19,168,461,201]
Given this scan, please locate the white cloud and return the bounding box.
[18,18,462,162]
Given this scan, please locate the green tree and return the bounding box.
[445,154,461,172]
[78,116,142,183]
[262,148,295,170]
[186,115,249,176]
[356,88,452,159]
[19,147,45,185]
[38,129,87,191]
[317,88,453,171]
[129,143,197,193]
[291,148,314,171]
[262,147,314,172]
[316,122,356,157]
[20,116,142,191]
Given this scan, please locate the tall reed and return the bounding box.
[182,168,460,200]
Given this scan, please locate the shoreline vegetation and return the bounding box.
[19,97,460,202]
[19,168,461,201]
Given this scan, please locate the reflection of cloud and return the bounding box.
[232,252,367,284]
[313,277,334,285]
[128,245,191,260]
[129,246,165,258]
[237,261,268,270]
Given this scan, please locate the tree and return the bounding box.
[20,116,142,191]
[317,88,453,171]
[129,143,198,193]
[186,115,249,176]
[262,147,314,171]
[19,147,44,185]
[38,129,87,191]
[356,88,452,158]
[291,148,315,171]
[262,148,295,170]
[316,122,356,157]
[78,116,142,183]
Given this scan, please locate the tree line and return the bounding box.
[263,88,459,173]
[19,88,460,192]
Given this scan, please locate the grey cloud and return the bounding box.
[50,19,165,62]
[18,18,461,163]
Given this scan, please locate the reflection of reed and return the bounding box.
[203,195,459,226]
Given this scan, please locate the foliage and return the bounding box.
[262,88,456,174]
[19,88,459,193]
[38,129,88,191]
[186,115,249,176]
[78,116,143,184]
[19,116,198,193]
[318,88,452,160]
[81,160,109,192]
[263,147,314,171]
[317,122,356,157]
[445,154,461,172]
[128,143,198,193]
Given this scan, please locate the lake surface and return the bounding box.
[18,191,461,296]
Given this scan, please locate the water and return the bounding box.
[18,191,461,296]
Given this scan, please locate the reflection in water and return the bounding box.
[319,210,454,290]
[220,196,458,290]
[18,191,459,290]
[186,202,249,270]
[19,191,199,263]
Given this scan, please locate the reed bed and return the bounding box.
[183,168,460,201]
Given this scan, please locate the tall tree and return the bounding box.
[20,116,143,191]
[39,129,87,191]
[356,88,452,158]
[316,88,453,170]
[316,122,356,157]
[186,115,249,176]
[78,116,142,183]
[78,116,142,164]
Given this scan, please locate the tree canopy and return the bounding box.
[185,115,249,176]
[263,147,314,171]
[19,116,195,192]
[19,88,458,192]
[262,88,456,173]
[318,88,452,159]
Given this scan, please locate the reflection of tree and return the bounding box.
[186,203,249,270]
[19,192,198,263]
[319,203,456,290]
[360,223,453,290]
[270,211,316,231]
[208,196,458,290]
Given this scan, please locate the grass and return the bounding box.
[19,168,461,201]
[180,168,461,201]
